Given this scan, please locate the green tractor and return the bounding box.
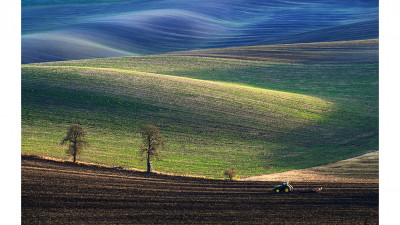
[272,181,294,193]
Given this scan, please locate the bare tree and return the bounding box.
[61,123,88,163]
[140,124,165,173]
[224,167,237,180]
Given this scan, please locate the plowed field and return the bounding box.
[22,157,378,224]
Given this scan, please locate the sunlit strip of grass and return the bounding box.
[23,65,334,125]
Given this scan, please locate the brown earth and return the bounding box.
[242,151,379,183]
[22,156,378,224]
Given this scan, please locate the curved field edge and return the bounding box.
[242,150,378,182]
[22,65,341,178]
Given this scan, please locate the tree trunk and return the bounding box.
[147,153,152,173]
[73,141,77,163]
[147,136,152,173]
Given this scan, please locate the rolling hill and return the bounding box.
[22,0,378,63]
[21,39,378,178]
[254,20,379,46]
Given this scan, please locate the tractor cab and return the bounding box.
[273,181,294,193]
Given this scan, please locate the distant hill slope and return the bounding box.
[255,20,378,46]
[22,0,378,63]
[171,39,378,64]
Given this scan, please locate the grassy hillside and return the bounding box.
[22,40,378,178]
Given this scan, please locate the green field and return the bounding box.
[21,40,378,178]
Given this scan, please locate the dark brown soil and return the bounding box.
[22,157,378,224]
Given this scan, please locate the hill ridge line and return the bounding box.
[22,64,319,98]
